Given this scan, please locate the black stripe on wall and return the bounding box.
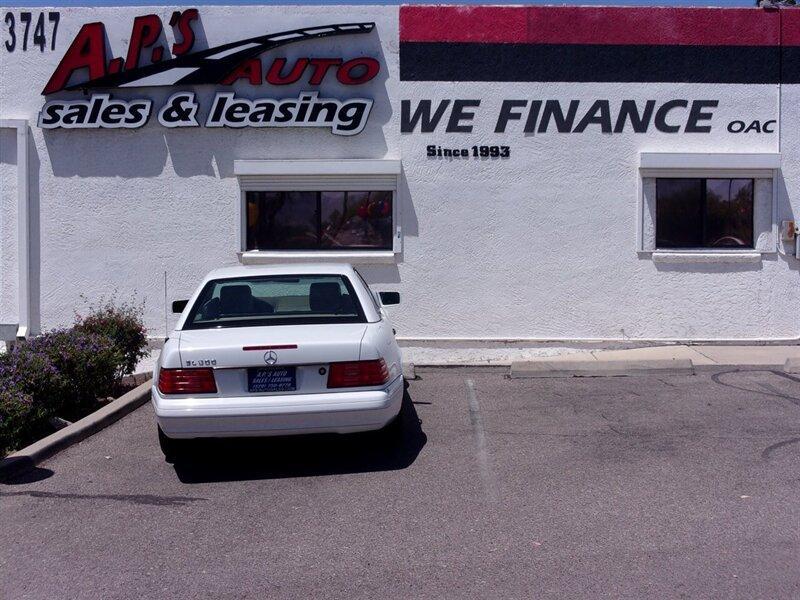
[400,42,785,84]
[782,47,800,83]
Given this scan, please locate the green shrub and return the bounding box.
[0,299,148,455]
[0,342,64,454]
[2,329,120,422]
[0,342,67,409]
[28,329,120,418]
[75,298,148,378]
[0,386,36,456]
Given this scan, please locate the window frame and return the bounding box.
[637,154,780,261]
[235,160,402,264]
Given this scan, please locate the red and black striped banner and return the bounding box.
[399,6,800,83]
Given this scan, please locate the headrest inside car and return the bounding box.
[220,284,254,314]
[309,282,343,313]
[218,284,275,316]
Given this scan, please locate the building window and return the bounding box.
[656,178,754,249]
[245,190,393,251]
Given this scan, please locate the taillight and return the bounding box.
[157,368,217,394]
[327,359,390,388]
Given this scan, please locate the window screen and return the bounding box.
[656,178,754,249]
[246,191,393,251]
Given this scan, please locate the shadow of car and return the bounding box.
[170,387,426,483]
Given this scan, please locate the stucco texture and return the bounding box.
[0,5,797,342]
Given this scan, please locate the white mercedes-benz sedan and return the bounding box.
[152,263,403,460]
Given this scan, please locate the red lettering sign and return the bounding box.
[42,13,379,95]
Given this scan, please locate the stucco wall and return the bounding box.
[0,129,19,326]
[0,5,798,342]
[397,81,790,340]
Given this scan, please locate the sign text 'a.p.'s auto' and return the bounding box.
[38,9,380,135]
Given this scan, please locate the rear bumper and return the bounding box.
[152,375,404,439]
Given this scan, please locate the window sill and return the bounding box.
[238,250,398,265]
[650,251,763,264]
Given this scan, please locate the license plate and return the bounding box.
[247,367,296,393]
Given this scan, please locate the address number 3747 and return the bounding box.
[4,11,60,52]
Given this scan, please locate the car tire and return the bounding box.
[158,426,186,463]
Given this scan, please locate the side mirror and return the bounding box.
[379,291,400,306]
[172,299,189,314]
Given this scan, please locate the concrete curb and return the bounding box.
[786,358,800,374]
[0,379,152,482]
[509,359,695,379]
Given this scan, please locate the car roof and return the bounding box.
[203,263,358,282]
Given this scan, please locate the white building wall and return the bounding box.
[777,81,800,333]
[0,129,19,328]
[396,82,789,340]
[0,5,797,343]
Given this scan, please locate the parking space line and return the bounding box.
[465,379,496,501]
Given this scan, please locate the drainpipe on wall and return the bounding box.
[0,119,33,339]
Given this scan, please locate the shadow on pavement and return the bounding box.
[172,390,427,484]
[0,464,54,485]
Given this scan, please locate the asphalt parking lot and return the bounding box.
[2,367,800,599]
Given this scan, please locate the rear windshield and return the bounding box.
[182,274,366,330]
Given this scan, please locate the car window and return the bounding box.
[183,274,366,330]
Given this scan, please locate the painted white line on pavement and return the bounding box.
[465,378,496,501]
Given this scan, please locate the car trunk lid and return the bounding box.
[178,323,368,396]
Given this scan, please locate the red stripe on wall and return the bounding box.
[400,6,781,47]
[782,9,800,46]
[401,6,527,44]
